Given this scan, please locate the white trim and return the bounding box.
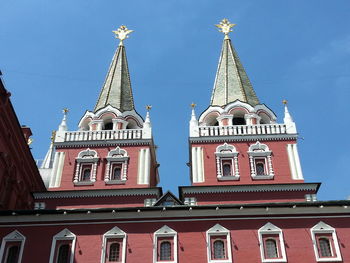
[192,147,205,183]
[215,143,239,180]
[1,215,350,227]
[310,221,342,262]
[206,224,232,263]
[258,223,287,262]
[101,226,127,263]
[74,148,99,184]
[248,141,274,179]
[105,147,129,183]
[0,230,26,263]
[153,225,178,263]
[137,148,151,185]
[49,228,76,263]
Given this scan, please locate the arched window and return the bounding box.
[108,243,120,261]
[222,163,232,177]
[5,245,19,263]
[111,166,122,181]
[213,240,225,259]
[319,238,332,257]
[104,122,113,130]
[159,241,171,260]
[265,239,278,258]
[255,161,266,175]
[81,166,91,181]
[57,244,70,263]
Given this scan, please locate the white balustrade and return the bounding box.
[198,124,287,137]
[63,129,143,142]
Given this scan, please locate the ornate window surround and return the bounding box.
[248,141,274,180]
[153,225,178,263]
[215,143,239,181]
[206,224,232,263]
[104,147,129,184]
[73,148,99,185]
[0,230,26,263]
[311,222,342,262]
[49,229,76,263]
[101,226,127,263]
[258,223,287,262]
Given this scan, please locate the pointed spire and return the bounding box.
[142,105,152,139]
[283,100,297,134]
[58,108,68,131]
[94,25,135,112]
[211,19,260,107]
[189,103,199,137]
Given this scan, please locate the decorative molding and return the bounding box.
[55,139,152,149]
[33,188,162,199]
[0,230,26,263]
[310,222,342,262]
[258,223,287,262]
[248,141,274,179]
[101,226,127,263]
[49,229,76,263]
[215,143,239,180]
[206,224,232,263]
[153,225,178,263]
[105,147,129,183]
[74,148,99,184]
[189,134,298,143]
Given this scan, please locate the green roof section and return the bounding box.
[210,38,260,107]
[94,44,135,112]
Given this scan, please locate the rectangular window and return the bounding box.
[262,234,282,260]
[3,241,21,263]
[221,160,233,177]
[315,234,336,259]
[53,241,72,263]
[110,163,123,181]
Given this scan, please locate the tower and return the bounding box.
[183,19,319,205]
[37,26,161,209]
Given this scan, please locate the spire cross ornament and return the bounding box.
[215,19,236,39]
[282,99,288,105]
[112,25,134,46]
[63,108,69,115]
[190,102,196,109]
[146,105,152,111]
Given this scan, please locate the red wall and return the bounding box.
[54,145,157,191]
[1,217,349,263]
[191,140,303,186]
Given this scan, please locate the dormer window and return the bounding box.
[73,149,99,185]
[105,147,129,184]
[215,143,239,181]
[232,117,245,125]
[104,122,113,130]
[248,141,274,180]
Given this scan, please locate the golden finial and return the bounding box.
[51,130,56,142]
[63,108,69,114]
[146,105,152,111]
[215,19,236,39]
[190,102,196,109]
[27,138,33,145]
[282,99,288,105]
[112,25,133,45]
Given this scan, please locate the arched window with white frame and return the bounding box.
[215,143,239,181]
[104,147,129,184]
[248,141,274,180]
[311,221,342,262]
[258,223,287,262]
[73,148,99,185]
[49,229,76,263]
[154,225,177,263]
[101,226,127,263]
[206,224,232,263]
[0,230,26,263]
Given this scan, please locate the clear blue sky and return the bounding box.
[1,0,349,200]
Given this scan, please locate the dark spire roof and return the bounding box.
[210,36,260,107]
[94,43,134,112]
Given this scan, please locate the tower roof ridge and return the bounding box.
[210,20,260,107]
